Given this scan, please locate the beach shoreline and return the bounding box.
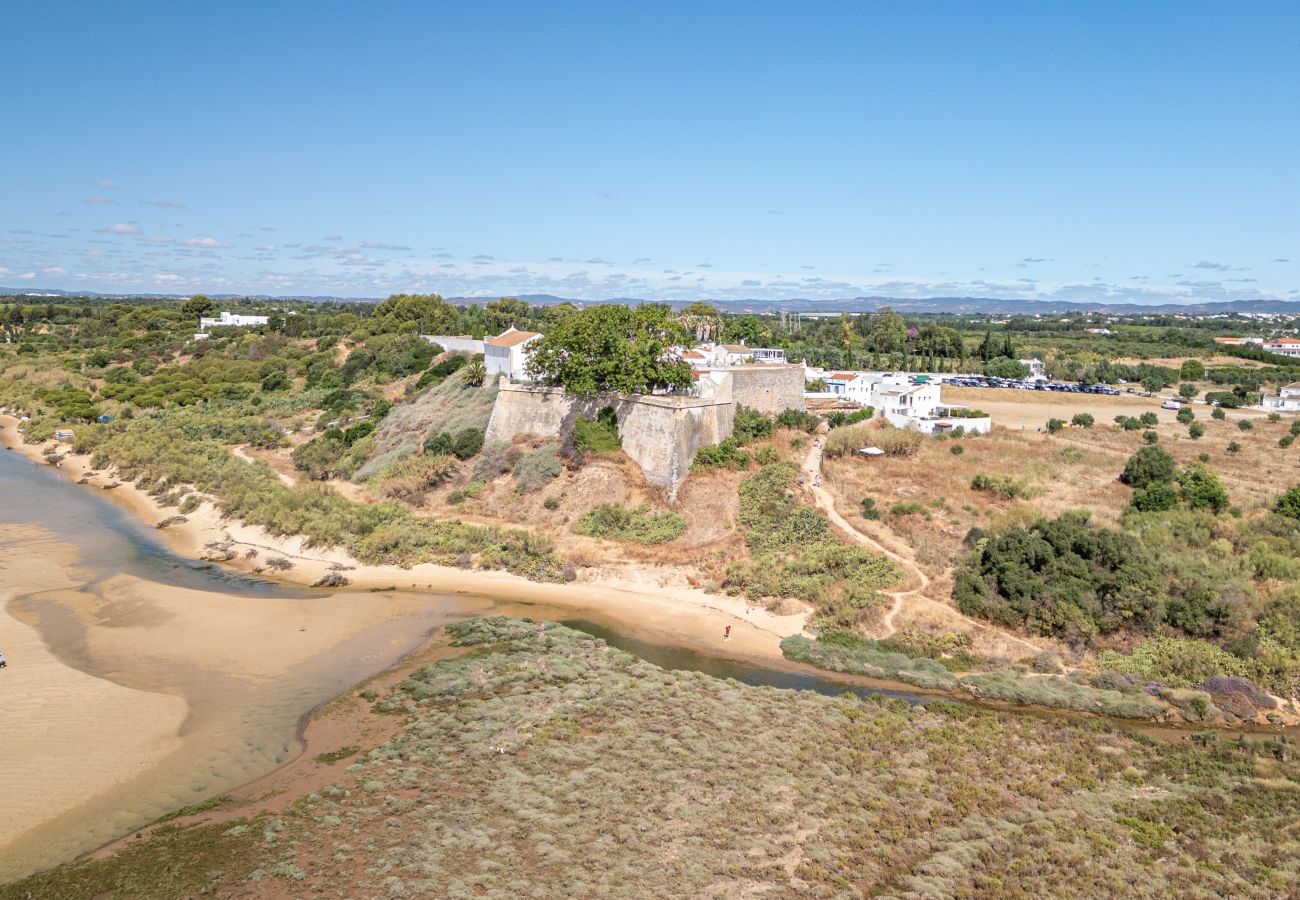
[0,413,811,668]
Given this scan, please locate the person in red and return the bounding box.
[724,625,731,640]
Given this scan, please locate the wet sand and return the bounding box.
[0,420,814,881]
[0,528,188,855]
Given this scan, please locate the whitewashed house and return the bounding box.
[199,311,270,329]
[1020,358,1046,381]
[1262,382,1300,413]
[485,327,542,380]
[1263,338,1300,358]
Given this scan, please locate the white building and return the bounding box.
[749,347,787,364]
[198,311,270,329]
[1263,338,1300,358]
[1262,382,1300,413]
[485,327,542,381]
[817,370,993,434]
[1020,358,1046,381]
[422,334,485,355]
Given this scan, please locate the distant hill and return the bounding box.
[4,286,1300,316]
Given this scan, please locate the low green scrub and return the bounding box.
[692,437,749,469]
[725,463,899,628]
[574,503,686,544]
[958,671,1165,719]
[780,633,958,690]
[970,472,1031,499]
[69,412,566,581]
[572,406,621,452]
[512,443,562,493]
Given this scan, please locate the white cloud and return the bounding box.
[182,237,232,248]
[83,195,117,205]
[96,223,141,234]
[99,179,118,189]
[141,199,187,209]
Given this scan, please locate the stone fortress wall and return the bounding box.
[483,366,804,497]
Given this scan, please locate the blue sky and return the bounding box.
[2,1,1297,304]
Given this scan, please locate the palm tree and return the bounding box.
[464,360,487,386]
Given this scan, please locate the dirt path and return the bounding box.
[231,444,296,487]
[802,438,1042,655]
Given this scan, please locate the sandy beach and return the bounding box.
[0,413,816,878]
[0,414,810,664]
[0,527,189,853]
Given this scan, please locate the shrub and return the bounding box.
[949,444,964,455]
[1129,481,1179,512]
[860,497,880,520]
[1210,407,1226,421]
[953,512,1163,644]
[1279,434,1294,449]
[423,431,453,455]
[775,408,819,432]
[970,472,1030,499]
[1291,419,1300,437]
[1188,421,1206,439]
[573,407,621,453]
[1098,637,1247,688]
[754,445,779,465]
[1268,412,1281,422]
[1142,430,1158,444]
[1121,445,1176,488]
[1138,411,1158,427]
[574,503,687,544]
[1226,440,1241,454]
[1180,463,1228,513]
[1070,412,1094,428]
[1176,406,1195,425]
[1046,418,1065,434]
[890,501,926,517]
[1274,484,1300,520]
[693,438,750,469]
[373,454,457,502]
[732,405,774,443]
[512,444,562,493]
[1236,419,1253,432]
[450,427,484,460]
[543,494,561,510]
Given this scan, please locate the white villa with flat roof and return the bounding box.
[1262,382,1300,413]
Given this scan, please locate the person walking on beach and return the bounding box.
[724,626,731,640]
[0,650,7,669]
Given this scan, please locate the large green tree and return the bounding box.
[526,304,692,396]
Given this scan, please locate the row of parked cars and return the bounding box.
[940,376,1123,395]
